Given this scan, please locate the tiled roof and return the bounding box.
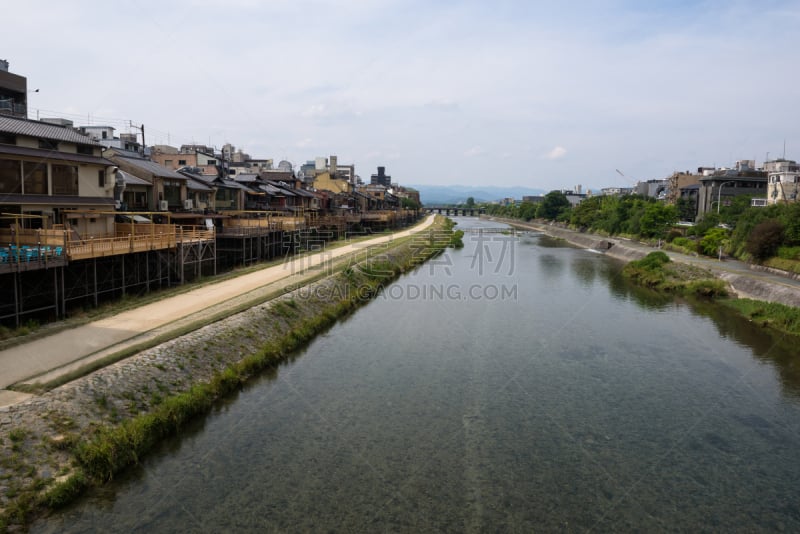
[291,188,317,198]
[0,116,100,145]
[186,177,214,191]
[234,174,260,182]
[259,184,287,195]
[0,144,112,166]
[117,170,151,186]
[0,194,115,206]
[220,179,250,190]
[110,154,188,180]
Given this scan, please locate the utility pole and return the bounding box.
[129,121,146,158]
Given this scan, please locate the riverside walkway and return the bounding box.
[0,216,436,407]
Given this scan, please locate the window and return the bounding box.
[207,159,216,165]
[23,161,47,194]
[124,190,148,209]
[52,164,79,195]
[38,139,59,150]
[0,159,21,193]
[77,144,94,155]
[98,169,106,188]
[101,131,107,139]
[178,159,187,165]
[0,133,16,145]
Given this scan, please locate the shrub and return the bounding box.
[777,246,800,260]
[665,229,683,243]
[699,227,729,257]
[634,251,671,270]
[671,237,695,250]
[684,279,728,298]
[745,219,784,261]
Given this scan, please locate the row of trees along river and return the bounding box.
[485,191,800,273]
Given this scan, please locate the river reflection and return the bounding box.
[33,217,800,533]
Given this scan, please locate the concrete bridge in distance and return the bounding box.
[424,206,486,216]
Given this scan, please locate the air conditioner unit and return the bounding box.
[159,200,169,211]
[184,199,194,210]
[114,200,122,210]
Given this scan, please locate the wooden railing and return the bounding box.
[313,216,347,227]
[0,227,68,248]
[67,232,177,261]
[272,216,306,230]
[177,226,215,243]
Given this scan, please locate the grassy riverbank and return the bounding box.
[623,252,800,337]
[0,218,455,532]
[717,298,800,337]
[498,217,800,338]
[622,252,729,298]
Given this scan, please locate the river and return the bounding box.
[33,217,800,532]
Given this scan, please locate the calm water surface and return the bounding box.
[34,217,800,532]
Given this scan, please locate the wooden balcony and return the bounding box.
[0,244,67,273]
[0,223,213,263]
[67,232,176,260]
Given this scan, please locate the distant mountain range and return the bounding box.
[408,184,547,205]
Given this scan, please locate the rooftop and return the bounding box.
[0,115,101,145]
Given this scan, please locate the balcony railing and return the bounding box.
[1,223,215,262]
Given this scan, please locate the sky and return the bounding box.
[4,0,799,192]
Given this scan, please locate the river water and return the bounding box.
[33,217,800,532]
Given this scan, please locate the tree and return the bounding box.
[570,196,603,229]
[746,219,784,261]
[401,197,420,210]
[536,191,571,220]
[518,201,538,221]
[638,203,678,238]
[676,197,697,222]
[465,196,475,207]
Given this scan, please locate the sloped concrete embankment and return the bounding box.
[505,219,800,308]
[507,220,648,262]
[0,232,446,531]
[715,273,800,308]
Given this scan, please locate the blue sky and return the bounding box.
[5,0,799,192]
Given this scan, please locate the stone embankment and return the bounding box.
[0,229,447,531]
[497,218,800,309]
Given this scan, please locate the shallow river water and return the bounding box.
[33,218,800,532]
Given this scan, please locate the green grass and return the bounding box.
[623,252,728,298]
[762,256,800,275]
[718,298,800,337]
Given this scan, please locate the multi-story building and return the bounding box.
[105,148,189,211]
[370,166,391,187]
[78,125,142,153]
[635,179,668,199]
[665,171,702,204]
[696,166,767,218]
[0,115,116,234]
[151,144,218,175]
[765,159,800,204]
[600,187,634,196]
[0,60,28,119]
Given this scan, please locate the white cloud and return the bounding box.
[301,104,328,119]
[545,146,567,160]
[4,1,799,191]
[424,98,459,110]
